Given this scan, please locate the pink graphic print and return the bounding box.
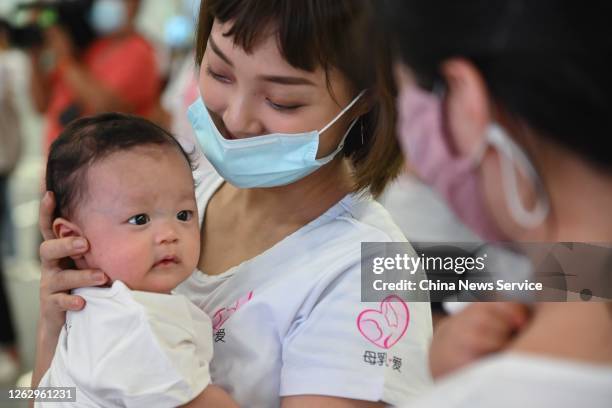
[212,291,254,331]
[357,295,410,349]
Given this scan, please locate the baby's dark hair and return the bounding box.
[46,113,195,220]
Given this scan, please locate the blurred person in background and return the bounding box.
[378,164,484,326]
[28,0,161,153]
[381,0,612,406]
[0,19,22,384]
[158,0,201,150]
[378,165,531,328]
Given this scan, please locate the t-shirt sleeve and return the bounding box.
[280,260,433,406]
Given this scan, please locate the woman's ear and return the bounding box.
[440,58,492,157]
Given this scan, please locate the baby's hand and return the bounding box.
[429,302,530,380]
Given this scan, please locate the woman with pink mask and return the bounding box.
[382,0,612,406]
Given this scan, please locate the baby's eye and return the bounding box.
[177,210,193,222]
[128,214,150,225]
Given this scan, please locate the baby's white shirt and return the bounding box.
[37,280,213,407]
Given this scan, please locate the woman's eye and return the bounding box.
[128,214,150,225]
[206,65,231,84]
[266,99,302,112]
[177,210,193,222]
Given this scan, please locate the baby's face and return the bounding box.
[74,145,200,293]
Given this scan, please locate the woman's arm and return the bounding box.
[180,380,387,407]
[44,26,131,113]
[58,57,132,113]
[180,385,240,408]
[428,302,529,379]
[282,396,385,408]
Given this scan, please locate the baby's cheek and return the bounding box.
[92,240,151,283]
[185,228,201,271]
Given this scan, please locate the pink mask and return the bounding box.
[396,84,549,242]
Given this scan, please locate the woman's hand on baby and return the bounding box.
[429,302,530,380]
[38,192,108,332]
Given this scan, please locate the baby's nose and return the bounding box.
[155,223,179,245]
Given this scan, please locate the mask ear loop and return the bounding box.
[432,77,549,230]
[486,124,550,228]
[315,90,366,164]
[319,90,367,134]
[316,118,359,165]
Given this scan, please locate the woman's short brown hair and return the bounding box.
[195,0,402,196]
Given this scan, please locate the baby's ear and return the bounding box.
[52,218,86,260]
[52,217,83,239]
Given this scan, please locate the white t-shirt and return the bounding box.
[37,280,213,408]
[409,352,612,408]
[174,160,434,407]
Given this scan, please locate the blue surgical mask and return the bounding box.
[188,91,365,188]
[90,0,127,35]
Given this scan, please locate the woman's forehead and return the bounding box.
[209,20,324,82]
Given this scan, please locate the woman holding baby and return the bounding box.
[33,1,434,407]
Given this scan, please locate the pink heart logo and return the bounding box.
[357,295,410,349]
[212,291,254,331]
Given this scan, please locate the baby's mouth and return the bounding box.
[153,256,179,268]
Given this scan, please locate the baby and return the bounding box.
[37,113,218,407]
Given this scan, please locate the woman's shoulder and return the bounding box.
[314,192,408,244]
[268,193,411,279]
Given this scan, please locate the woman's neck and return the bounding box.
[510,302,612,365]
[537,144,612,242]
[508,145,612,364]
[220,158,355,227]
[509,148,612,364]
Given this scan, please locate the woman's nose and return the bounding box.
[222,96,262,138]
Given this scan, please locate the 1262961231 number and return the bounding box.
[6,387,76,402]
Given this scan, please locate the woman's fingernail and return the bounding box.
[73,239,87,250]
[93,272,106,282]
[73,299,82,308]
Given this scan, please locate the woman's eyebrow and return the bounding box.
[258,75,315,86]
[209,36,233,67]
[209,35,315,86]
